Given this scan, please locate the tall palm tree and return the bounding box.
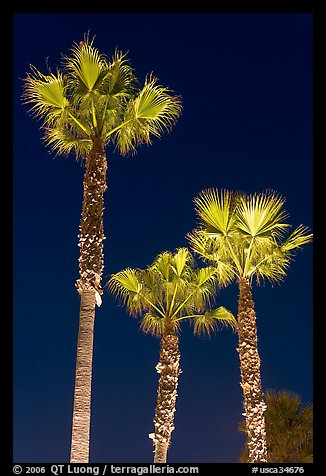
[187,188,312,463]
[239,390,313,462]
[22,32,182,463]
[107,247,236,463]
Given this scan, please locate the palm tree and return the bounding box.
[22,32,182,463]
[239,390,313,462]
[107,247,236,463]
[187,188,312,462]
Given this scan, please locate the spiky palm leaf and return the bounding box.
[112,75,182,155]
[64,37,109,93]
[22,67,70,125]
[194,188,238,235]
[192,307,237,336]
[236,191,291,241]
[140,312,168,336]
[107,268,145,315]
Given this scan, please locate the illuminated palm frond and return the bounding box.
[64,34,108,93]
[44,126,92,158]
[281,225,313,252]
[187,229,237,285]
[102,49,136,97]
[192,307,237,336]
[236,190,290,240]
[22,67,69,124]
[112,74,182,155]
[193,188,237,235]
[107,267,145,315]
[140,312,166,336]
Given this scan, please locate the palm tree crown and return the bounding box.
[107,247,236,335]
[239,390,313,463]
[187,188,312,285]
[22,32,182,159]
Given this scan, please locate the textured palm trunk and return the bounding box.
[150,325,181,463]
[70,139,107,463]
[237,277,268,463]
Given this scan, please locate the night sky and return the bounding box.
[13,12,313,463]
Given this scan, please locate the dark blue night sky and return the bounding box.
[13,12,313,463]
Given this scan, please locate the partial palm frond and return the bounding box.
[151,251,173,281]
[171,247,194,278]
[44,126,92,158]
[281,225,313,252]
[196,266,218,287]
[102,49,136,97]
[140,312,166,336]
[248,243,291,285]
[187,230,237,285]
[192,306,236,336]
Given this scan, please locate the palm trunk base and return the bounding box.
[154,441,169,463]
[70,289,96,463]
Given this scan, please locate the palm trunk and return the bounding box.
[150,326,181,463]
[237,276,268,463]
[70,139,107,463]
[70,289,96,462]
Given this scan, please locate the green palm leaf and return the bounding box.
[193,188,237,235]
[196,266,218,287]
[281,224,313,252]
[44,126,92,158]
[236,190,290,240]
[65,36,108,92]
[22,67,69,123]
[187,230,237,285]
[151,251,173,281]
[103,49,136,97]
[192,306,236,336]
[112,74,182,155]
[140,312,166,336]
[107,268,144,314]
[171,247,193,277]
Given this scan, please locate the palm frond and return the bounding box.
[140,312,166,336]
[22,66,69,124]
[44,126,92,158]
[171,247,193,277]
[196,266,218,287]
[64,35,108,92]
[107,268,144,314]
[236,190,290,240]
[281,225,313,252]
[192,306,236,336]
[151,251,173,281]
[102,49,136,97]
[112,74,182,155]
[187,230,237,285]
[193,188,237,235]
[135,74,182,126]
